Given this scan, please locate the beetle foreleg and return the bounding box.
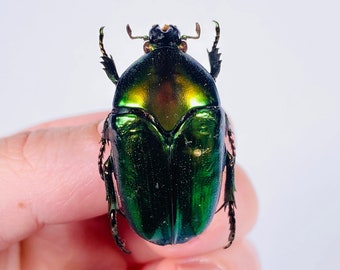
[208,21,222,80]
[99,27,120,85]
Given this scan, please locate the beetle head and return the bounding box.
[126,23,201,53]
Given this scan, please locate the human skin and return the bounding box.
[0,112,259,270]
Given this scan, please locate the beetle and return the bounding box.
[98,21,236,253]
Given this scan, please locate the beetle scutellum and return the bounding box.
[98,22,236,253]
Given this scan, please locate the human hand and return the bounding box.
[0,112,259,270]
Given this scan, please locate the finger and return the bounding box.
[20,216,128,270]
[0,119,106,250]
[19,211,259,269]
[142,239,260,270]
[27,112,108,130]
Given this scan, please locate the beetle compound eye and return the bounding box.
[98,21,236,253]
[179,41,187,52]
[143,42,152,53]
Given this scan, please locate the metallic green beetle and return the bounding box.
[98,22,236,253]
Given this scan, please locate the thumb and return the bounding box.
[0,114,107,250]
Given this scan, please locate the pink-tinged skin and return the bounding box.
[0,112,259,270]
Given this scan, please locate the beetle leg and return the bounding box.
[99,27,120,85]
[103,156,131,254]
[226,117,236,158]
[216,113,236,248]
[98,116,110,180]
[224,151,236,249]
[225,113,236,248]
[215,150,236,248]
[98,116,130,253]
[208,21,222,80]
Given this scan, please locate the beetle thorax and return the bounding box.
[114,48,219,131]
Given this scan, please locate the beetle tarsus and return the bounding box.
[110,210,131,254]
[208,21,222,80]
[221,113,237,249]
[99,27,108,57]
[106,159,131,253]
[224,201,236,249]
[215,149,236,249]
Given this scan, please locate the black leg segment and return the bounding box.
[208,21,222,80]
[98,115,130,253]
[216,113,236,248]
[99,27,120,85]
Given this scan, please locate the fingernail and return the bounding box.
[177,261,224,270]
[97,120,105,135]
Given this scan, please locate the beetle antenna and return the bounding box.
[99,26,108,57]
[126,24,149,40]
[181,22,201,40]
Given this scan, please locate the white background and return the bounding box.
[1,1,339,269]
